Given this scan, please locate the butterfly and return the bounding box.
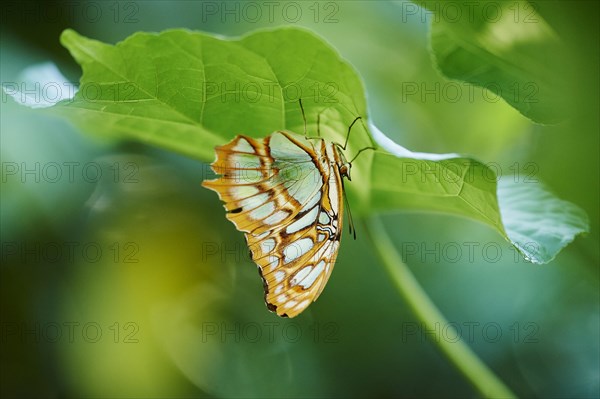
[202,101,374,317]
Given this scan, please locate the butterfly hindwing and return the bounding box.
[203,132,345,317]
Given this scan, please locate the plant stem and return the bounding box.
[365,217,516,399]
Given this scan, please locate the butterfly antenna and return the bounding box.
[349,146,377,164]
[317,112,321,137]
[299,98,307,137]
[315,107,331,138]
[341,179,357,240]
[342,116,362,150]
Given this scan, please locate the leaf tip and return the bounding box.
[59,29,80,48]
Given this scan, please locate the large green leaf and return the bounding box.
[56,27,370,164]
[368,125,589,263]
[31,27,588,263]
[416,0,570,124]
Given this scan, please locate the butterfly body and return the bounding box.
[203,131,350,317]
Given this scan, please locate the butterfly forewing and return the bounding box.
[203,132,345,317]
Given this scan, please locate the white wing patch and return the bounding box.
[291,266,313,286]
[250,201,275,220]
[286,206,319,234]
[232,138,254,152]
[299,260,325,289]
[240,193,269,210]
[230,185,259,199]
[265,210,289,225]
[283,238,314,264]
[230,153,261,169]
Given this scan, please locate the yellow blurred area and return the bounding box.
[56,157,224,396]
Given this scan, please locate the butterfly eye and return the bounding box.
[339,163,351,180]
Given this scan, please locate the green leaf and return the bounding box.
[368,125,589,264]
[417,0,570,124]
[47,27,587,263]
[497,179,590,263]
[57,27,370,164]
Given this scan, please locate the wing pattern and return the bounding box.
[203,131,344,317]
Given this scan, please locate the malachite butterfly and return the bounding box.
[203,102,374,317]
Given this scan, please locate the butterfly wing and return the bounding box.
[202,132,344,317]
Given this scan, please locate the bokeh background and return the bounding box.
[1,1,598,397]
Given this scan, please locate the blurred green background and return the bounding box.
[1,1,598,397]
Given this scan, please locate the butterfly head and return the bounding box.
[335,146,352,181]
